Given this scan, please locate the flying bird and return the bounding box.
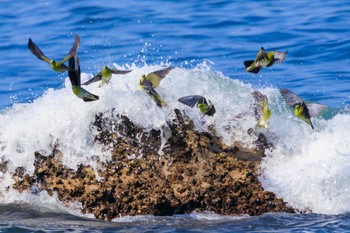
[279,88,327,129]
[68,55,99,102]
[139,67,173,107]
[244,47,288,74]
[178,95,216,116]
[28,34,80,72]
[252,91,271,128]
[82,66,132,86]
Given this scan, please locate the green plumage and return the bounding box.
[279,88,327,129]
[68,55,99,102]
[139,67,173,107]
[244,47,288,74]
[28,34,80,72]
[82,66,132,86]
[252,91,271,128]
[178,95,216,116]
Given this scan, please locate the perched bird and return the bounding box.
[178,95,216,116]
[244,47,288,74]
[28,34,80,72]
[252,91,271,128]
[139,67,173,107]
[279,88,327,129]
[82,66,132,86]
[68,55,99,102]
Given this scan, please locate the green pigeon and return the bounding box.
[178,95,216,116]
[28,34,80,72]
[252,91,271,128]
[82,66,132,86]
[244,47,288,74]
[68,55,99,102]
[139,67,173,107]
[279,88,327,129]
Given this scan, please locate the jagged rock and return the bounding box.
[12,109,294,220]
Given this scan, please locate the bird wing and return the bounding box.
[76,54,81,86]
[205,102,216,116]
[273,51,288,64]
[244,60,254,68]
[306,103,328,118]
[110,68,132,75]
[68,55,81,87]
[28,38,51,63]
[252,91,268,104]
[255,47,267,60]
[178,95,206,107]
[252,91,268,120]
[60,34,80,64]
[279,88,303,107]
[82,72,102,85]
[151,66,173,80]
[68,57,78,87]
[142,80,167,107]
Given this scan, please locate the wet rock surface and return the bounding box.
[12,109,294,221]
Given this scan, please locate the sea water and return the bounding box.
[0,0,350,232]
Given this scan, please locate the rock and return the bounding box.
[12,109,294,220]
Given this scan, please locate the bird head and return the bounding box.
[102,66,108,71]
[139,75,146,85]
[50,60,56,66]
[197,103,209,113]
[294,104,304,115]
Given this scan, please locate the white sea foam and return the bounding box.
[0,63,349,216]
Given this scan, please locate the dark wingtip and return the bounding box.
[249,67,261,74]
[244,60,254,68]
[27,38,34,49]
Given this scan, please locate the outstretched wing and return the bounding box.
[255,47,267,60]
[68,55,81,87]
[178,95,206,107]
[28,38,51,63]
[244,60,254,68]
[280,88,303,107]
[151,66,173,80]
[273,51,288,64]
[279,88,303,107]
[76,54,81,86]
[68,57,78,87]
[60,34,80,64]
[82,72,102,85]
[306,103,328,118]
[252,91,268,104]
[110,68,132,75]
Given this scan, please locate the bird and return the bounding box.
[139,67,173,107]
[28,34,80,72]
[82,66,132,86]
[178,95,216,116]
[279,88,327,129]
[68,55,99,102]
[244,47,288,74]
[252,91,271,128]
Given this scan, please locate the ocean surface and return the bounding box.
[1,0,350,232]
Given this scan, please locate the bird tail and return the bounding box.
[244,60,261,74]
[150,92,168,107]
[83,93,99,102]
[246,66,261,74]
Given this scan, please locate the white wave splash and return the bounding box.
[0,63,349,216]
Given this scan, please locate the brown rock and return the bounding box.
[12,109,295,220]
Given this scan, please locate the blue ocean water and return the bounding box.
[1,0,350,232]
